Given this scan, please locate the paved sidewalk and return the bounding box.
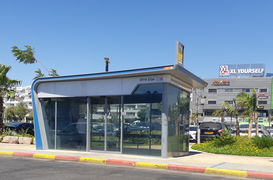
[1,143,273,179]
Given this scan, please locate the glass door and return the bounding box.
[106,97,121,152]
[89,96,121,152]
[90,97,105,151]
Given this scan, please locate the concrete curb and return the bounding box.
[1,150,273,179]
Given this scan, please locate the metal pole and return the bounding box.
[104,57,110,72]
[54,98,57,149]
[196,97,200,144]
[86,97,90,152]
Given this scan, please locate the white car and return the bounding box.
[269,129,273,137]
[189,126,197,141]
[231,124,269,137]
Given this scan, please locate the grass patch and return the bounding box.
[192,135,273,157]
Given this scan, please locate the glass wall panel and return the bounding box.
[40,98,55,149]
[123,84,162,156]
[167,85,190,156]
[106,97,121,151]
[90,97,105,151]
[56,98,87,151]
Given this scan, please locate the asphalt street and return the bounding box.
[0,156,260,180]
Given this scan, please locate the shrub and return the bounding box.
[3,128,18,136]
[191,136,273,157]
[17,128,34,138]
[212,130,237,147]
[252,136,273,149]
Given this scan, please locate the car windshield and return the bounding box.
[189,127,197,131]
[239,124,261,129]
[199,123,221,129]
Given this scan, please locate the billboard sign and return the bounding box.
[257,93,268,99]
[175,41,184,67]
[219,64,265,77]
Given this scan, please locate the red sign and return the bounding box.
[258,93,268,98]
[212,80,230,86]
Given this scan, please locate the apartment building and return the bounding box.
[4,85,33,120]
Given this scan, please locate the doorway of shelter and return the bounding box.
[89,96,121,152]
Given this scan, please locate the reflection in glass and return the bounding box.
[40,98,55,149]
[167,85,190,156]
[123,84,162,156]
[106,97,121,151]
[55,98,87,151]
[90,97,105,151]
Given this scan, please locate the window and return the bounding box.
[259,89,267,92]
[225,101,233,104]
[200,123,221,129]
[242,88,250,92]
[208,101,216,104]
[208,89,217,93]
[225,89,233,92]
[204,110,214,116]
[258,101,267,104]
[257,110,268,117]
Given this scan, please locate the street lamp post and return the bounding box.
[104,57,110,72]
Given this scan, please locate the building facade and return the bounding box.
[190,77,273,127]
[4,85,33,121]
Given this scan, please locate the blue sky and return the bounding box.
[1,0,272,86]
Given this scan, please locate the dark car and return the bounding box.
[197,122,229,142]
[5,122,34,135]
[126,122,161,132]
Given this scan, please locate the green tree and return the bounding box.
[4,106,17,120]
[11,45,60,78]
[50,68,59,77]
[11,45,51,75]
[190,112,199,125]
[236,88,257,138]
[137,109,146,121]
[212,108,227,122]
[15,100,28,120]
[222,99,240,136]
[0,64,21,133]
[28,110,33,120]
[33,68,45,80]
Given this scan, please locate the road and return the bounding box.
[0,156,259,180]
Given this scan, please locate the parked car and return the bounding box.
[125,122,161,132]
[189,126,197,141]
[231,124,269,137]
[269,129,273,137]
[197,122,229,143]
[5,122,34,135]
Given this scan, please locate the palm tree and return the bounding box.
[33,68,59,80]
[0,64,21,133]
[236,88,257,139]
[222,100,240,136]
[212,108,226,122]
[190,112,199,125]
[50,68,59,77]
[33,68,45,80]
[11,45,52,76]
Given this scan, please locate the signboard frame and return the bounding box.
[219,64,265,77]
[175,41,184,67]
